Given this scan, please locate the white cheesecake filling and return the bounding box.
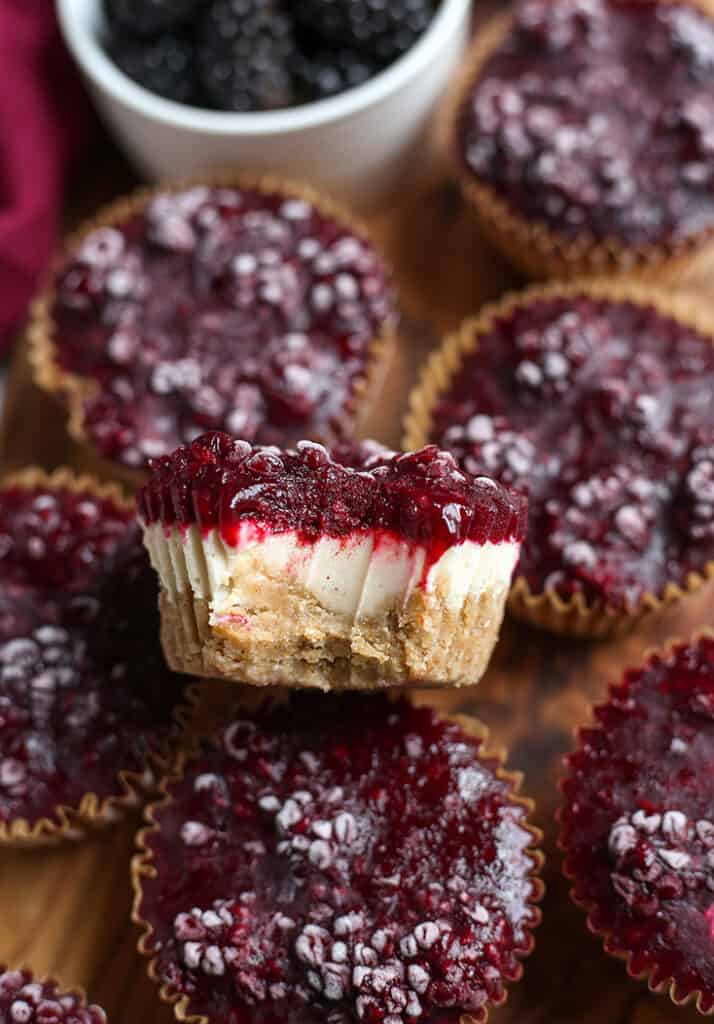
[142,521,520,622]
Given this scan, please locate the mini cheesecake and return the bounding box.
[406,280,714,635]
[450,0,714,282]
[30,179,396,483]
[0,469,191,845]
[560,631,714,1013]
[133,693,543,1024]
[138,433,527,689]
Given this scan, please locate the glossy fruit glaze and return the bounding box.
[561,633,714,1011]
[0,481,188,829]
[459,0,714,246]
[138,694,541,1024]
[138,433,528,552]
[50,185,394,469]
[430,294,714,610]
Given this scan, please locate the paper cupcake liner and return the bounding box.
[28,173,399,493]
[0,964,106,1022]
[131,690,544,1024]
[558,626,714,1016]
[0,466,196,848]
[403,277,714,638]
[442,0,714,285]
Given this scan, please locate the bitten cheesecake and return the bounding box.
[138,433,527,690]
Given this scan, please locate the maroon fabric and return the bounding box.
[0,1,92,349]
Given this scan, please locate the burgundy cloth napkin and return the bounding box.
[0,1,92,351]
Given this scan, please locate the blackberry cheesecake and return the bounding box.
[138,433,527,689]
[560,631,714,1013]
[133,693,543,1024]
[450,0,714,282]
[0,966,106,1024]
[0,469,190,845]
[405,280,714,635]
[30,179,395,482]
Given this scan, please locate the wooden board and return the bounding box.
[1,137,713,1024]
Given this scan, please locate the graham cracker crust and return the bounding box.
[158,568,508,691]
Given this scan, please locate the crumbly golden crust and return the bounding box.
[158,569,508,691]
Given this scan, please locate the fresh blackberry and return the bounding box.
[198,0,297,112]
[109,32,199,105]
[295,0,435,64]
[291,45,377,101]
[104,0,204,36]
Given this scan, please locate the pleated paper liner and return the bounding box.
[558,627,714,1016]
[403,277,714,638]
[0,466,196,848]
[441,0,714,286]
[131,688,544,1024]
[27,173,399,492]
[0,964,106,1022]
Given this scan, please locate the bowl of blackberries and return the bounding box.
[56,0,472,205]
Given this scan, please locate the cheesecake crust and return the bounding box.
[158,562,509,690]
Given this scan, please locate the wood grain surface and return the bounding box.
[1,135,713,1024]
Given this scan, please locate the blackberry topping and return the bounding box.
[108,32,199,105]
[679,431,714,543]
[104,0,203,36]
[137,695,541,1024]
[198,0,297,112]
[296,0,435,63]
[291,45,377,102]
[138,433,528,549]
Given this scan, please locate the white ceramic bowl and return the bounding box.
[56,0,472,209]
